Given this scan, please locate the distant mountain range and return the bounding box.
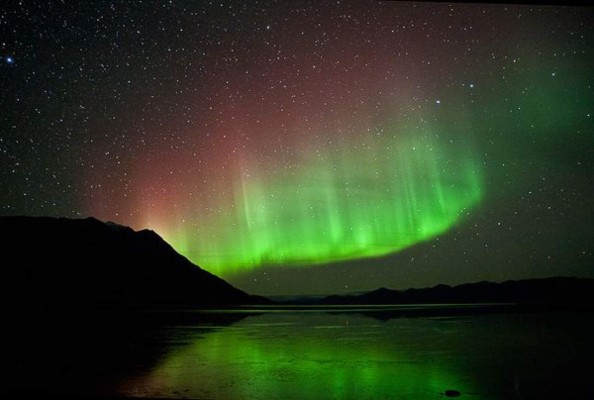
[322,277,594,306]
[0,216,267,308]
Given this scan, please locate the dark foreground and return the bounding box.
[5,305,594,399]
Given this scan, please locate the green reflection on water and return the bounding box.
[120,312,482,399]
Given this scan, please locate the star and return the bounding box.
[5,56,14,64]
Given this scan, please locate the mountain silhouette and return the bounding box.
[322,277,594,306]
[0,216,267,308]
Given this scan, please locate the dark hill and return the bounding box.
[322,277,594,306]
[0,216,266,307]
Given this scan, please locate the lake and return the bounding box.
[105,306,594,399]
[6,306,594,399]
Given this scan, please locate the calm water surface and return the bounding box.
[108,307,594,399]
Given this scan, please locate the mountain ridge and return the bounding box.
[0,215,268,307]
[320,276,594,306]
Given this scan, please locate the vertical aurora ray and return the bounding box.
[165,121,484,276]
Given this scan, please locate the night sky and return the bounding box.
[1,1,592,295]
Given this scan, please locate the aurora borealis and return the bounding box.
[1,1,593,295]
[168,123,484,275]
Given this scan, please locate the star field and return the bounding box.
[1,1,592,295]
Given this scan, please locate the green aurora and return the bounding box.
[169,121,484,276]
[160,53,592,279]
